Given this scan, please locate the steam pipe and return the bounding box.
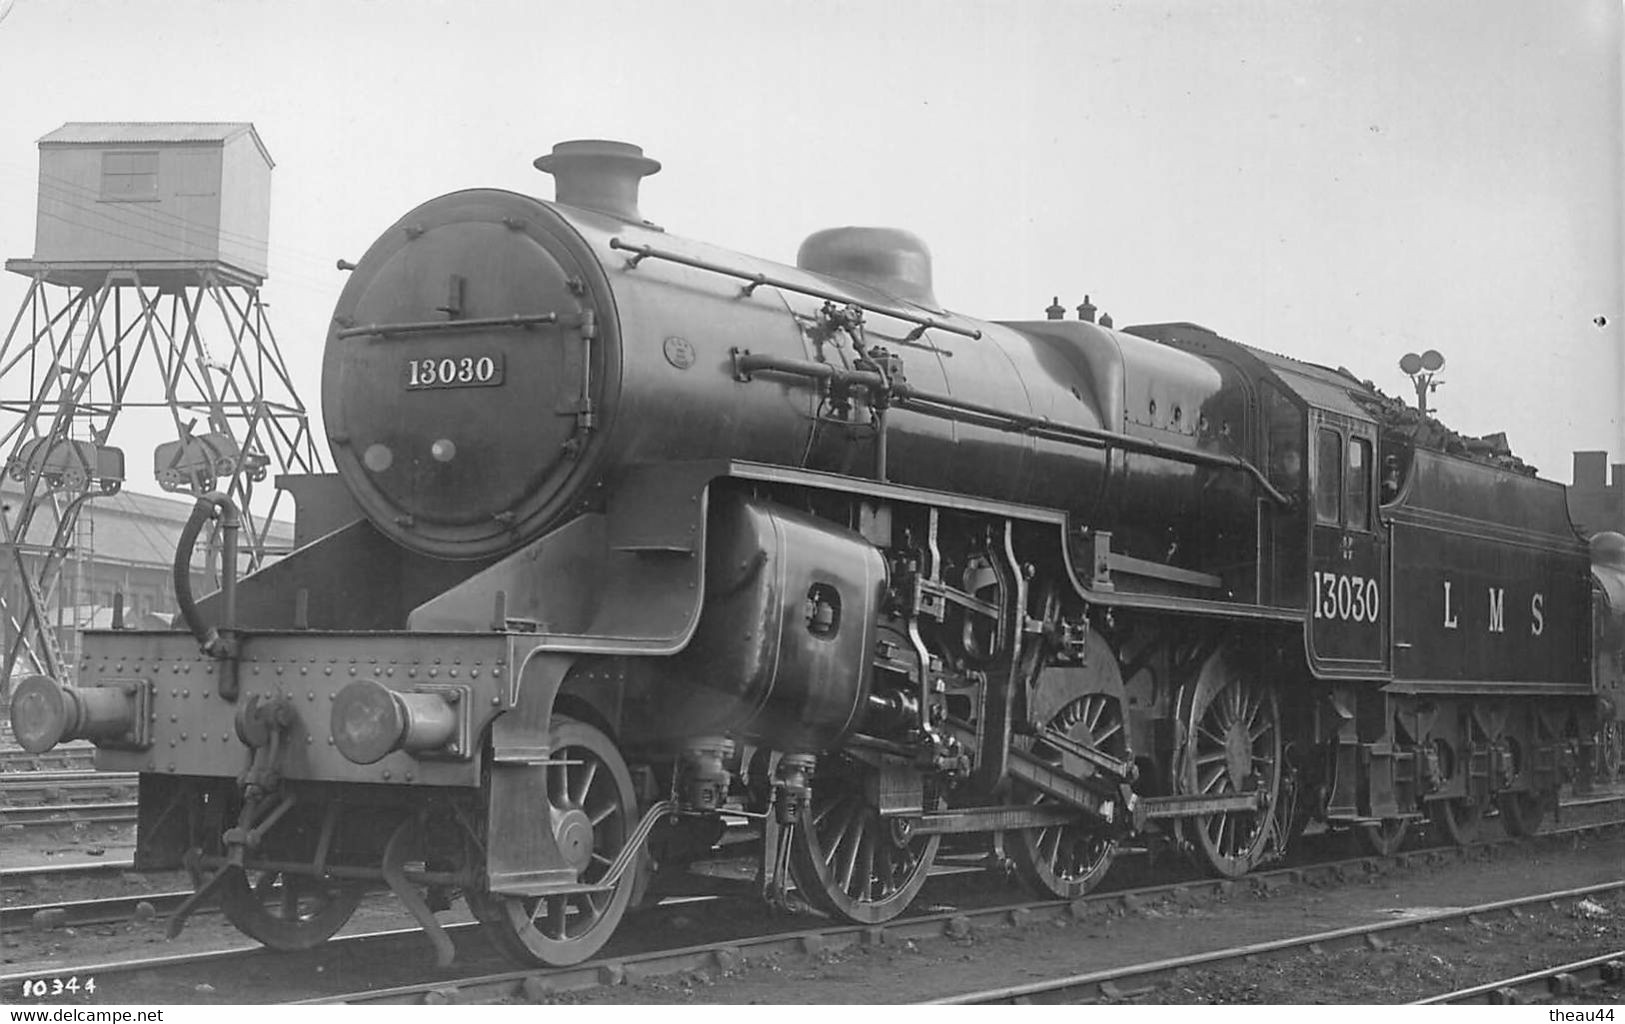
[174,492,242,701]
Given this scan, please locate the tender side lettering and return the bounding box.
[1438,581,1546,636]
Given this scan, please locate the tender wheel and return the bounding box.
[788,755,940,924]
[467,716,639,966]
[218,869,363,950]
[1177,666,1282,878]
[1497,791,1546,837]
[1429,798,1483,846]
[1009,693,1123,899]
[1353,818,1410,856]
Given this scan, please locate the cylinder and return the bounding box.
[330,680,458,764]
[8,675,139,753]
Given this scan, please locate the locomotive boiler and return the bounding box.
[11,140,1621,967]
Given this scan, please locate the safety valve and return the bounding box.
[8,674,151,753]
[330,679,469,764]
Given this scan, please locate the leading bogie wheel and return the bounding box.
[1008,693,1123,899]
[467,716,640,967]
[1177,667,1282,878]
[218,869,364,950]
[788,755,941,924]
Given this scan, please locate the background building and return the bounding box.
[1,481,292,677]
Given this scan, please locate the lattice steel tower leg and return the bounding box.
[0,265,323,694]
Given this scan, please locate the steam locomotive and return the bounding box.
[11,140,1623,967]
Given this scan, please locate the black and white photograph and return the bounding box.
[0,0,1621,1008]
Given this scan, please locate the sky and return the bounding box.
[0,0,1618,493]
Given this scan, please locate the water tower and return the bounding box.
[0,122,323,694]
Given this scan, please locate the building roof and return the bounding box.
[37,122,274,167]
[1,482,294,571]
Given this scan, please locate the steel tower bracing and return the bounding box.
[0,260,323,693]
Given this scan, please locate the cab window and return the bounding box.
[1347,436,1372,531]
[1314,427,1341,524]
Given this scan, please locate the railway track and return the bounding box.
[931,880,1625,1004]
[0,771,138,804]
[1415,950,1625,1005]
[6,809,1619,1006]
[0,746,98,773]
[0,801,137,828]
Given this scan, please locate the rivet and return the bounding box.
[171,689,178,698]
[428,669,438,678]
[386,668,395,677]
[325,667,332,676]
[471,668,480,678]
[382,770,392,780]
[167,763,175,772]
[300,667,308,676]
[180,733,188,741]
[182,690,190,699]
[491,696,500,706]
[308,691,316,701]
[277,667,285,676]
[449,669,458,679]
[349,668,357,676]
[328,737,335,745]
[169,714,178,722]
[306,737,313,745]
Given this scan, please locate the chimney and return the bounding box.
[535,140,660,222]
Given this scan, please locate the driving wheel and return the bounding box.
[1176,664,1282,878]
[1008,692,1124,899]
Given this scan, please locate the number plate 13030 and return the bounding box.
[404,353,504,390]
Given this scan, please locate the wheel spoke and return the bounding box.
[837,819,865,892]
[572,759,599,807]
[812,791,849,830]
[588,799,618,827]
[857,830,877,899]
[543,895,568,939]
[1197,724,1228,748]
[1038,824,1061,865]
[1199,764,1227,793]
[1084,697,1107,733]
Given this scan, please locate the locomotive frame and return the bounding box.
[10,139,1620,968]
